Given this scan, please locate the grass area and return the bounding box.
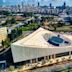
[20,23,40,31]
[49,25,72,32]
[56,25,72,32]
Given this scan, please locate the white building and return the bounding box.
[11,28,72,63]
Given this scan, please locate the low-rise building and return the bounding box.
[0,27,8,46]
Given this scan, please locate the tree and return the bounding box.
[5,20,11,24]
[1,38,10,47]
[0,11,11,16]
[8,28,22,41]
[23,12,33,17]
[1,40,4,47]
[10,18,16,24]
[57,21,64,27]
[5,38,10,47]
[52,23,58,31]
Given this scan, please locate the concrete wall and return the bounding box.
[11,44,72,63]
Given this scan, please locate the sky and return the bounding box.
[0,0,72,6]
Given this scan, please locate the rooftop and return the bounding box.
[12,27,72,48]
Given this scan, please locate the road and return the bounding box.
[0,48,13,66]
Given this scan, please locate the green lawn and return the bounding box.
[20,23,40,31]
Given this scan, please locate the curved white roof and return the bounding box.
[12,27,72,48]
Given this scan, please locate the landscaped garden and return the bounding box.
[20,22,40,31]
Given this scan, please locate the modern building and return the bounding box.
[11,28,72,64]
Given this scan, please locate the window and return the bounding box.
[38,57,44,61]
[56,52,69,58]
[52,55,54,59]
[32,59,36,63]
[46,56,48,60]
[25,60,30,64]
[49,55,51,59]
[71,51,72,55]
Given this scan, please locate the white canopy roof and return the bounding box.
[12,27,72,48]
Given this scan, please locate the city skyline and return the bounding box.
[0,0,72,7]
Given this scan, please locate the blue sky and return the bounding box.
[0,0,72,6]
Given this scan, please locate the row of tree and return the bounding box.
[23,12,34,17]
[2,18,16,26]
[8,28,22,41]
[0,11,11,16]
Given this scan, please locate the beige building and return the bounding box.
[11,28,72,63]
[0,27,7,44]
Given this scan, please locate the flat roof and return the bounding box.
[12,27,72,48]
[0,27,7,43]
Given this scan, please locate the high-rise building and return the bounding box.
[21,1,24,8]
[38,2,40,7]
[49,3,52,8]
[63,2,66,9]
[64,2,66,7]
[18,4,21,12]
